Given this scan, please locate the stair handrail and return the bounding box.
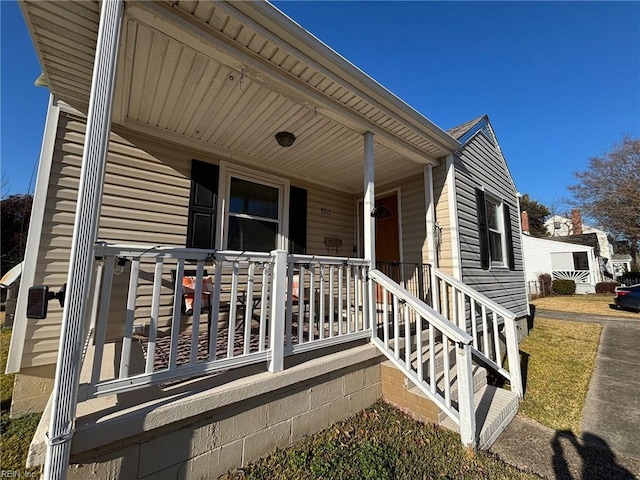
[431,267,523,398]
[369,268,477,449]
[369,269,472,345]
[432,268,517,322]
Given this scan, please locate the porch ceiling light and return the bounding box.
[275,131,296,147]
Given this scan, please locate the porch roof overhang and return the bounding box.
[20,0,459,192]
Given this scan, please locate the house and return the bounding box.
[9,1,527,478]
[521,234,600,294]
[545,209,615,279]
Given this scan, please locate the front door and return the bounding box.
[375,193,400,263]
[375,193,400,284]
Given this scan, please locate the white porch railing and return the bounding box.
[431,268,523,397]
[369,269,477,447]
[80,243,371,399]
[552,270,592,284]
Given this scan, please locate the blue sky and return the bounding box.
[2,1,639,210]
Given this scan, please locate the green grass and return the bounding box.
[220,401,538,480]
[518,318,601,433]
[1,326,14,412]
[531,294,639,318]
[1,326,41,478]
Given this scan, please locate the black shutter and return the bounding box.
[503,204,516,271]
[186,160,219,249]
[289,186,307,254]
[475,188,490,269]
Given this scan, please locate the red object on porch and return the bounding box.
[182,276,214,312]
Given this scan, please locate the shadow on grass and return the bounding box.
[552,430,635,480]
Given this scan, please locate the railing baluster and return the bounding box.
[481,304,489,356]
[404,301,411,369]
[227,262,240,358]
[443,336,451,408]
[319,265,325,340]
[453,287,459,329]
[329,265,335,338]
[145,258,163,373]
[243,262,255,355]
[309,264,315,342]
[492,311,502,367]
[91,256,115,385]
[416,315,423,381]
[119,258,140,378]
[298,264,305,345]
[338,266,343,336]
[189,261,205,365]
[169,259,184,370]
[429,324,436,394]
[383,286,389,347]
[285,262,294,349]
[259,263,270,352]
[393,295,400,359]
[354,266,361,332]
[470,298,478,350]
[209,260,222,361]
[442,281,449,320]
[346,265,352,334]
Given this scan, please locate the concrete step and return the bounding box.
[440,384,520,449]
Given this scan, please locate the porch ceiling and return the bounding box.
[21,0,457,192]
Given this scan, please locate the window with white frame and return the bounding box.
[485,195,505,265]
[476,187,514,270]
[220,164,289,252]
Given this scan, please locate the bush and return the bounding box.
[538,273,552,296]
[552,279,576,295]
[595,282,620,294]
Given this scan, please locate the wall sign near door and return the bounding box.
[320,208,331,216]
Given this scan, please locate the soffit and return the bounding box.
[20,0,445,191]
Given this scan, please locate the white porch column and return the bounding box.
[44,1,124,479]
[363,132,376,265]
[363,132,375,332]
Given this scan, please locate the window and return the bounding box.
[220,163,289,252]
[486,197,504,265]
[228,178,279,251]
[475,188,515,270]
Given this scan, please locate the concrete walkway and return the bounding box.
[490,309,640,479]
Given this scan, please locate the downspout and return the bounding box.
[516,192,531,315]
[43,1,124,478]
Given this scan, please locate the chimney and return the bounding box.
[571,209,582,235]
[521,211,530,235]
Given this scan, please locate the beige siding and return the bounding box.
[432,159,453,274]
[299,180,355,258]
[21,108,358,368]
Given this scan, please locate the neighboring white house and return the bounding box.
[522,234,600,294]
[545,211,614,260]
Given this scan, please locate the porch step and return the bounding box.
[381,361,519,450]
[440,384,519,450]
[381,361,486,424]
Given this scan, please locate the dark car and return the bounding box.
[613,284,640,312]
